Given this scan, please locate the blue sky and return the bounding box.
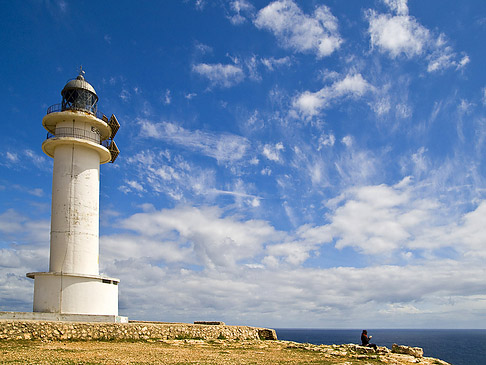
[1,0,486,329]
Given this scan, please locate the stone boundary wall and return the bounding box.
[0,320,277,341]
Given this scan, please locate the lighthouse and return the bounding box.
[25,70,124,321]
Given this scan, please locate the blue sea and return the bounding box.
[276,329,486,365]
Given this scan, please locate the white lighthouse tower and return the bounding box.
[25,69,125,322]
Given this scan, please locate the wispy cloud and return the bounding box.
[138,119,250,164]
[262,142,284,162]
[163,89,171,105]
[292,73,372,117]
[121,149,215,201]
[5,152,19,163]
[192,63,245,88]
[1,149,50,171]
[261,56,292,71]
[226,0,254,25]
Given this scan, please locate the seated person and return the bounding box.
[361,330,377,349]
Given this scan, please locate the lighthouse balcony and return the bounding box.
[47,127,103,144]
[44,129,120,163]
[47,103,105,120]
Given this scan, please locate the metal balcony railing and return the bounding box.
[47,127,102,144]
[46,103,105,120]
[46,128,118,163]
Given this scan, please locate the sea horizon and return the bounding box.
[274,328,486,365]
[272,326,486,330]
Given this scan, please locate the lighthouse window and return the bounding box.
[102,279,112,284]
[62,89,98,114]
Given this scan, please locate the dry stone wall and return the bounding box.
[0,320,277,341]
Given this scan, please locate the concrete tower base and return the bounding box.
[0,311,128,323]
[26,272,120,317]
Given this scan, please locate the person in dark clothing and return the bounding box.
[361,330,377,349]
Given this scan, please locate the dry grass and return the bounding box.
[0,339,448,364]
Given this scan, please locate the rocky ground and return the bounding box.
[0,339,450,364]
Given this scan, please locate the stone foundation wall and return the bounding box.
[0,320,277,341]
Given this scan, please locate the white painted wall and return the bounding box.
[49,143,100,275]
[32,273,118,315]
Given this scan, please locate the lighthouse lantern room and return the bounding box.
[25,69,124,321]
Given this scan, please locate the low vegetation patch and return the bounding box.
[0,339,449,364]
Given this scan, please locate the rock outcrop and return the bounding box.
[285,342,449,364]
[392,343,424,358]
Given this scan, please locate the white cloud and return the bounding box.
[410,147,429,176]
[368,76,413,120]
[317,133,335,149]
[227,0,254,25]
[122,150,222,203]
[457,55,470,70]
[293,73,372,117]
[245,55,261,81]
[1,149,50,171]
[448,201,486,258]
[24,149,48,169]
[254,0,342,58]
[261,167,272,176]
[262,142,284,162]
[57,0,67,13]
[265,241,315,266]
[368,10,429,58]
[382,0,408,16]
[341,135,353,147]
[244,110,264,132]
[163,89,171,104]
[334,144,379,187]
[120,88,130,101]
[0,209,49,254]
[208,180,261,208]
[323,183,418,254]
[367,0,469,72]
[115,206,283,270]
[291,146,328,187]
[28,188,44,197]
[123,149,215,201]
[125,180,145,193]
[192,63,245,88]
[371,97,391,116]
[194,42,213,55]
[261,56,292,71]
[2,200,486,327]
[298,177,486,261]
[293,92,323,117]
[0,209,24,234]
[138,119,250,164]
[192,0,205,11]
[101,204,486,326]
[5,152,18,163]
[122,148,259,209]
